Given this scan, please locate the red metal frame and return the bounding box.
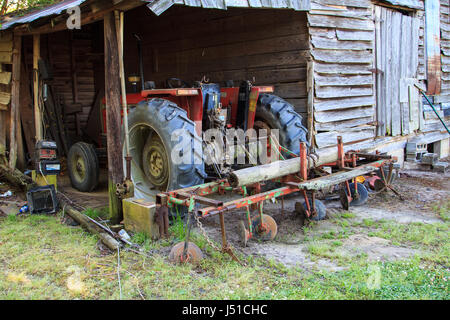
[100,85,273,140]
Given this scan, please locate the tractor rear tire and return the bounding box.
[127,98,205,218]
[255,93,308,157]
[67,142,99,192]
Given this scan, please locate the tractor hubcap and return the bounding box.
[73,155,86,182]
[143,135,169,189]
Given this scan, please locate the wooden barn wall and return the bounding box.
[308,0,377,149]
[22,27,97,140]
[0,31,13,148]
[438,0,450,103]
[123,6,310,119]
[417,3,426,80]
[422,0,450,133]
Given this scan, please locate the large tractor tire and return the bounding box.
[67,142,99,192]
[254,93,308,157]
[127,98,205,217]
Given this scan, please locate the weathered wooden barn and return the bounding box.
[0,0,449,218]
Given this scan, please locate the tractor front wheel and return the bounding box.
[255,93,309,158]
[127,98,205,218]
[67,142,99,192]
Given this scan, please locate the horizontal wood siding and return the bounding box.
[308,0,376,149]
[123,6,309,118]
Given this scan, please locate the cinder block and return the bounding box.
[421,153,438,165]
[433,138,450,159]
[406,142,427,154]
[432,162,449,173]
[122,198,160,239]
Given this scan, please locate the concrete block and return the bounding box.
[433,138,449,159]
[432,161,449,173]
[122,198,160,239]
[406,142,427,154]
[421,153,438,165]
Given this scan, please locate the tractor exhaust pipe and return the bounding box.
[133,33,145,91]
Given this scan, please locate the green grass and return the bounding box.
[82,207,109,220]
[431,200,450,222]
[0,209,448,300]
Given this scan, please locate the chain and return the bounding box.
[193,213,222,252]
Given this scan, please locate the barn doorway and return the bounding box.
[374,5,421,137]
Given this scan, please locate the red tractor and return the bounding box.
[67,78,308,199]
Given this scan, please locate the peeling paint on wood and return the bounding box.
[425,0,441,95]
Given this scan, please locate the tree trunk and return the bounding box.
[228,148,340,188]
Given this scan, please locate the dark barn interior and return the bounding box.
[18,5,310,164]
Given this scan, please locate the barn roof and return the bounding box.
[0,0,311,31]
[147,0,311,16]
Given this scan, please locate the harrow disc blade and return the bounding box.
[251,214,278,241]
[169,241,204,264]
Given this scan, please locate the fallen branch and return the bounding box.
[59,197,121,251]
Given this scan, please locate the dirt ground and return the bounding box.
[193,160,450,271]
[1,159,448,272]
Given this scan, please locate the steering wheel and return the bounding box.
[166,78,190,88]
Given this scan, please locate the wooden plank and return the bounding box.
[315,106,374,122]
[314,96,375,111]
[312,0,371,8]
[384,7,392,135]
[0,51,12,63]
[104,12,124,224]
[311,49,372,63]
[308,14,374,31]
[315,74,372,86]
[9,35,22,169]
[425,0,441,95]
[314,62,373,74]
[0,41,13,52]
[374,4,383,136]
[391,11,402,137]
[0,32,13,42]
[315,117,373,131]
[274,82,307,98]
[0,92,11,105]
[0,111,5,146]
[309,8,370,20]
[0,72,11,85]
[311,36,372,50]
[336,29,373,41]
[33,35,42,141]
[307,60,314,147]
[315,127,375,148]
[315,86,372,98]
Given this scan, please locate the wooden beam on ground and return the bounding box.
[104,12,124,224]
[59,198,121,251]
[9,34,23,170]
[33,34,42,142]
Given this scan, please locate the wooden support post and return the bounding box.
[300,142,307,181]
[306,60,315,149]
[104,12,124,224]
[9,34,24,169]
[33,34,42,142]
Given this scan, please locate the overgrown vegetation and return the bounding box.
[0,205,448,299]
[1,0,58,16]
